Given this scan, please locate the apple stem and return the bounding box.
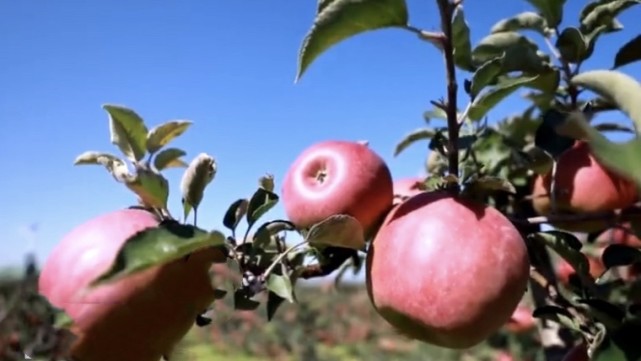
[436,0,460,190]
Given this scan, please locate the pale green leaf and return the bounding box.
[526,0,566,27]
[490,11,552,37]
[146,120,192,154]
[451,6,474,71]
[103,104,149,162]
[154,148,188,171]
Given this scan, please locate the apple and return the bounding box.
[504,304,536,334]
[366,190,530,349]
[495,351,515,361]
[38,208,226,361]
[596,224,641,248]
[562,343,588,361]
[393,177,426,205]
[282,140,394,244]
[531,141,638,233]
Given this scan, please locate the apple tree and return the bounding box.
[6,0,641,360]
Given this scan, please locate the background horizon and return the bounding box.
[2,1,640,285]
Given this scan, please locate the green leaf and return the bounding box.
[471,32,540,65]
[146,120,192,154]
[265,273,294,303]
[305,214,365,250]
[490,12,552,37]
[125,166,170,210]
[153,147,188,171]
[470,57,503,97]
[234,288,261,311]
[571,70,641,132]
[90,222,225,286]
[180,153,217,221]
[613,35,641,69]
[394,128,435,156]
[525,0,566,28]
[73,151,132,182]
[529,231,594,284]
[556,27,587,64]
[223,199,249,231]
[296,0,409,81]
[601,244,641,268]
[451,6,474,71]
[464,176,517,194]
[468,75,540,121]
[594,122,634,133]
[534,109,576,158]
[246,187,279,228]
[580,0,640,35]
[103,104,149,162]
[266,291,286,321]
[532,305,582,332]
[53,308,74,329]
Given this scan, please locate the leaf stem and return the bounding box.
[261,240,309,281]
[436,0,460,185]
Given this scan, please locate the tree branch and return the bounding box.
[436,0,460,181]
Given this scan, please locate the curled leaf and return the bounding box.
[394,128,435,156]
[73,151,132,183]
[296,0,409,81]
[451,6,474,71]
[180,153,217,220]
[223,199,250,231]
[266,273,294,303]
[306,214,365,250]
[154,147,188,171]
[472,31,539,65]
[613,34,641,69]
[580,0,640,35]
[490,11,552,37]
[103,104,149,162]
[146,120,192,154]
[526,0,566,28]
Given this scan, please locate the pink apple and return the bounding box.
[282,140,394,245]
[366,190,530,349]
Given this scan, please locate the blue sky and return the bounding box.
[1,0,640,273]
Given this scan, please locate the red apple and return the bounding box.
[38,208,225,361]
[282,140,394,245]
[531,141,638,233]
[366,190,530,349]
[596,224,641,248]
[505,304,536,334]
[393,177,425,205]
[562,343,588,361]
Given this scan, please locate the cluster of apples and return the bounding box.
[281,140,531,349]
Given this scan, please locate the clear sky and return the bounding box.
[1,0,640,273]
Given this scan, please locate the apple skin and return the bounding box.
[393,177,425,205]
[38,209,225,361]
[531,141,638,233]
[365,190,530,349]
[562,343,588,361]
[282,140,394,243]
